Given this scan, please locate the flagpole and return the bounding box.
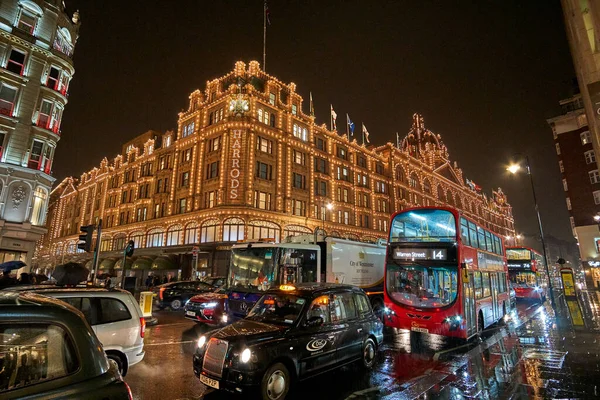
[362,123,364,146]
[330,106,332,131]
[263,0,267,71]
[346,114,349,141]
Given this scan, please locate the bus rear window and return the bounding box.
[389,209,456,242]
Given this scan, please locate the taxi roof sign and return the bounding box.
[279,284,296,291]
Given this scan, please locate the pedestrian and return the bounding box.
[145,275,153,288]
[169,275,175,283]
[153,275,160,287]
[162,275,168,284]
[105,276,112,288]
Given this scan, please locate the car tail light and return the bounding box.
[159,287,165,300]
[140,317,146,338]
[124,381,133,400]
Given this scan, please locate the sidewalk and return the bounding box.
[512,289,600,398]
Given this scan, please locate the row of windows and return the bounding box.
[460,217,503,255]
[473,272,508,299]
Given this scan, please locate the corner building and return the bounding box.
[37,61,515,282]
[0,1,78,269]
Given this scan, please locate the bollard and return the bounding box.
[139,291,158,326]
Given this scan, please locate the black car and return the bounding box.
[0,291,131,399]
[155,281,214,310]
[193,283,384,400]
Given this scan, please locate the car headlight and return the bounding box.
[204,302,218,308]
[240,348,251,363]
[197,336,207,349]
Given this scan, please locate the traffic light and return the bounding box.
[78,225,94,252]
[125,240,135,257]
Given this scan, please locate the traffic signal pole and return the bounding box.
[90,219,102,281]
[120,240,135,289]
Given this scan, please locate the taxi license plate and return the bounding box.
[200,374,219,389]
[186,310,195,317]
[411,327,429,333]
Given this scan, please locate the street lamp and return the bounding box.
[594,214,600,230]
[315,202,334,243]
[506,156,557,314]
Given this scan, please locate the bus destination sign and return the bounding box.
[394,248,447,261]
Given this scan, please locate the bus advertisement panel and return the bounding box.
[383,207,510,339]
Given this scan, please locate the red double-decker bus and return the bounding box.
[383,206,510,339]
[506,247,547,302]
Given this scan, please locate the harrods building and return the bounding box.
[34,61,515,282]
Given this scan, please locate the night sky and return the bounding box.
[59,1,576,243]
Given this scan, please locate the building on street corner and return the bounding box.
[34,61,515,286]
[0,0,79,272]
[547,93,600,288]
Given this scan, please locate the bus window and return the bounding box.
[385,264,458,308]
[482,272,491,297]
[474,272,482,298]
[493,235,501,255]
[468,221,478,247]
[485,231,494,253]
[389,209,456,242]
[477,227,486,251]
[460,218,470,245]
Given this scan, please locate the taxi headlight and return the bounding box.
[204,302,218,308]
[197,336,207,349]
[240,348,251,363]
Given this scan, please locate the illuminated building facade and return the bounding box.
[0,1,79,270]
[36,61,515,282]
[548,94,600,287]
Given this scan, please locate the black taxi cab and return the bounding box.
[193,283,383,400]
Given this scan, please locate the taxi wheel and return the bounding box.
[361,338,377,369]
[261,362,290,400]
[170,299,182,310]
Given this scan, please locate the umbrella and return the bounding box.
[0,260,26,273]
[52,262,89,286]
[34,274,49,283]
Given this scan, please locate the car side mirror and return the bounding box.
[304,316,323,328]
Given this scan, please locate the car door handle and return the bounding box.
[357,328,363,333]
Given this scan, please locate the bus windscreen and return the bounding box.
[390,209,457,243]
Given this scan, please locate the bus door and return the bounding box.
[462,269,477,337]
[490,273,499,320]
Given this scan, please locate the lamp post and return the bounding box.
[507,156,557,314]
[315,202,334,243]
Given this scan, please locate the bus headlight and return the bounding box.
[534,286,542,292]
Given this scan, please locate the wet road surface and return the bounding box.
[125,293,600,399]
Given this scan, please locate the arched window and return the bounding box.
[456,196,463,209]
[146,228,164,248]
[446,190,454,206]
[30,187,48,225]
[283,225,312,238]
[223,217,245,242]
[396,166,405,182]
[166,225,182,246]
[16,1,43,34]
[423,179,432,195]
[201,219,219,243]
[53,27,73,56]
[329,231,342,238]
[130,232,144,249]
[437,185,445,202]
[248,220,280,242]
[113,234,126,250]
[409,173,420,189]
[100,236,112,252]
[345,233,360,241]
[184,222,199,244]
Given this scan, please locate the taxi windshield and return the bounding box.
[246,293,306,325]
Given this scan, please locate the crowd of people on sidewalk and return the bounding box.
[0,273,42,289]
